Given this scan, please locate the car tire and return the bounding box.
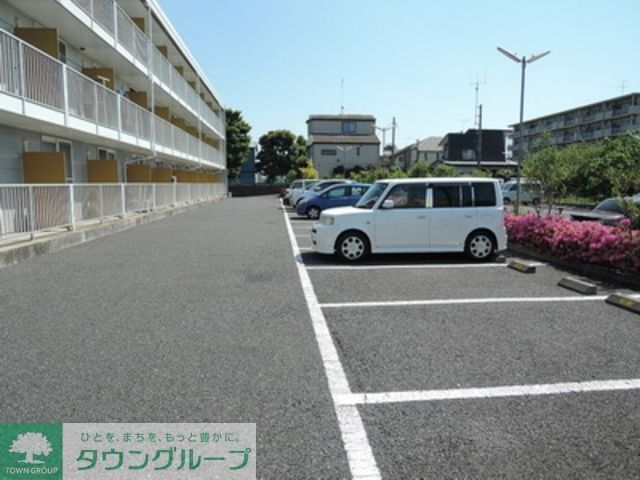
[532,198,540,206]
[307,206,321,219]
[465,230,496,261]
[503,197,511,205]
[336,231,369,262]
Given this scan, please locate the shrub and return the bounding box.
[504,213,640,274]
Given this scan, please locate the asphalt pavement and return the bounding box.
[0,197,350,479]
[2,195,640,479]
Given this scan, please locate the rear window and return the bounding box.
[473,183,497,207]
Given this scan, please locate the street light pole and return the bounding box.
[497,46,550,214]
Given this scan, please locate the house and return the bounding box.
[438,129,515,172]
[511,93,640,160]
[307,114,380,177]
[0,0,226,185]
[392,136,443,170]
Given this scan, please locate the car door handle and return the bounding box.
[464,215,473,218]
[417,215,427,219]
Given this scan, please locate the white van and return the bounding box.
[283,179,319,205]
[311,177,507,261]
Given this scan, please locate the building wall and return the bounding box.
[308,120,375,135]
[311,144,379,177]
[0,125,139,183]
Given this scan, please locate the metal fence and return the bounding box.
[0,183,226,241]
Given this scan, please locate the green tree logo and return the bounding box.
[9,432,52,464]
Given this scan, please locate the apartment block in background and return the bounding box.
[0,0,226,185]
[511,93,640,159]
[307,114,380,177]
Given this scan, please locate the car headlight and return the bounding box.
[320,215,335,226]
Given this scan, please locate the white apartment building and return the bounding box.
[511,93,640,159]
[0,0,226,185]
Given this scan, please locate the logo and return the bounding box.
[0,424,62,479]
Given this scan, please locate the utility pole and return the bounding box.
[476,104,483,166]
[391,117,397,155]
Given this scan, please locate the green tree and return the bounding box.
[407,160,430,178]
[256,130,299,183]
[429,163,457,177]
[522,139,572,213]
[468,168,492,178]
[224,109,251,179]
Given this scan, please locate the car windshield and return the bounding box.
[355,182,388,209]
[595,199,623,213]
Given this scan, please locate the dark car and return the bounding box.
[570,196,640,225]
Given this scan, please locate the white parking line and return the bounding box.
[320,296,611,309]
[282,200,381,479]
[306,262,546,271]
[335,378,640,406]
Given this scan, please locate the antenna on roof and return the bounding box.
[340,78,344,115]
[619,80,628,95]
[470,76,487,127]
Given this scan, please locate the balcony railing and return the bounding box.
[68,0,224,135]
[0,182,227,241]
[0,29,225,170]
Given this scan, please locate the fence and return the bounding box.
[0,183,226,241]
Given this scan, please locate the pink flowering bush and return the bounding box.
[505,213,640,275]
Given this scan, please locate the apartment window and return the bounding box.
[342,121,356,134]
[98,148,116,160]
[321,149,337,156]
[356,146,361,156]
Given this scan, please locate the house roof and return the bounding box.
[310,134,380,145]
[394,136,444,156]
[307,114,376,122]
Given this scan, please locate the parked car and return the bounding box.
[570,196,640,226]
[296,183,371,219]
[283,179,319,205]
[291,179,352,207]
[501,179,542,205]
[311,178,507,261]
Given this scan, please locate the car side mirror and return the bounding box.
[381,199,395,209]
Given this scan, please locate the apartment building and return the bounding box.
[307,114,380,177]
[511,93,640,158]
[0,0,226,185]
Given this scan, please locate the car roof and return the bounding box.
[377,177,498,184]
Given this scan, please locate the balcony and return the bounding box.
[63,0,224,135]
[0,29,225,170]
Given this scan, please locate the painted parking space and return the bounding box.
[281,200,640,478]
[324,301,640,393]
[308,264,598,304]
[360,391,640,479]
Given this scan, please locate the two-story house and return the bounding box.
[307,114,380,177]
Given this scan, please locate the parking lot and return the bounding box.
[283,200,640,479]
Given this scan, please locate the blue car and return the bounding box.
[296,183,371,219]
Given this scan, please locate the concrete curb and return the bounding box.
[508,242,640,289]
[0,199,224,270]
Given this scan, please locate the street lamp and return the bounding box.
[497,46,550,214]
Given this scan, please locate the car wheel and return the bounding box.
[336,231,369,262]
[532,198,540,206]
[307,206,321,219]
[503,197,511,205]
[465,231,496,261]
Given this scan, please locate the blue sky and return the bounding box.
[160,0,638,149]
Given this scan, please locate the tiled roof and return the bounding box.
[310,134,380,145]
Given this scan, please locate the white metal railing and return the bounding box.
[22,43,64,110]
[0,183,226,240]
[0,28,225,170]
[67,69,97,122]
[66,0,223,137]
